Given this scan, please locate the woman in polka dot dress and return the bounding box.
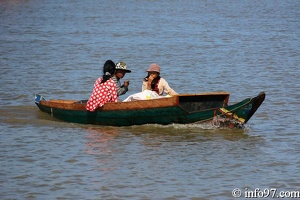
[86,60,118,112]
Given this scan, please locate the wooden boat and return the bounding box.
[34,92,265,128]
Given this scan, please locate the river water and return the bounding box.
[1,0,299,199]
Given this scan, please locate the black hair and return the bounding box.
[144,73,161,90]
[101,60,116,83]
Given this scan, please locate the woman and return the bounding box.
[142,63,177,96]
[86,60,118,112]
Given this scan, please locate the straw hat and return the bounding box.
[115,62,131,73]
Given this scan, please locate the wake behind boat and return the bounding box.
[34,92,265,128]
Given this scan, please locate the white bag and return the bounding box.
[123,90,160,102]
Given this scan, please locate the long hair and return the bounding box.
[144,74,161,90]
[101,60,116,83]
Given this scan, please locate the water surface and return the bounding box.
[1,0,299,199]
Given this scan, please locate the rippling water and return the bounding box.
[1,0,299,199]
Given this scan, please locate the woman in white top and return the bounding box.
[142,63,177,96]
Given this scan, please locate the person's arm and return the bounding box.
[142,81,148,91]
[109,80,119,102]
[112,75,127,96]
[142,76,155,91]
[118,84,129,96]
[160,78,178,96]
[101,80,118,105]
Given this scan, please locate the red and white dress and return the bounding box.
[86,77,118,112]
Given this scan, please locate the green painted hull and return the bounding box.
[35,92,265,127]
[37,105,184,126]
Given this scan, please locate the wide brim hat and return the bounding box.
[116,62,131,73]
[146,63,160,73]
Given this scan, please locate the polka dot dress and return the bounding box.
[86,77,118,112]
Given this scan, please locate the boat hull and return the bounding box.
[35,92,265,127]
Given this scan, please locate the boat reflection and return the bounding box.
[85,126,120,155]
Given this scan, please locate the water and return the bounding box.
[1,0,299,199]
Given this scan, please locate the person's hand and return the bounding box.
[123,80,130,87]
[147,75,154,90]
[148,74,155,82]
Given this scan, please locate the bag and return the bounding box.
[123,90,160,102]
